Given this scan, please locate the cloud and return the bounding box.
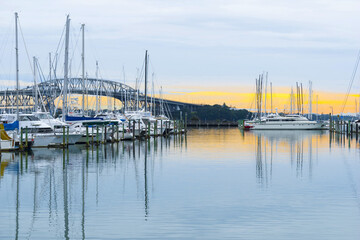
[1,0,360,95]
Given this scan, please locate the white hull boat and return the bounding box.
[245,114,326,130]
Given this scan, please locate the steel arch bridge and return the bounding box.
[0,78,199,114]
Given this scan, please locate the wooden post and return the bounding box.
[96,126,99,145]
[67,126,69,146]
[147,122,150,138]
[25,127,28,148]
[20,128,23,150]
[19,128,22,150]
[62,126,65,147]
[356,123,359,138]
[86,126,89,146]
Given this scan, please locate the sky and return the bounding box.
[1,0,360,114]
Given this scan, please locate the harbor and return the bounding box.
[1,1,360,239]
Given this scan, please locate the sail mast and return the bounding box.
[309,81,312,120]
[144,50,148,112]
[62,15,70,121]
[49,52,51,81]
[270,82,273,113]
[264,72,268,115]
[301,83,304,115]
[95,61,99,114]
[33,57,38,111]
[15,12,19,121]
[81,24,85,115]
[290,87,293,114]
[151,73,154,115]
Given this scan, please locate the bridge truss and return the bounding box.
[0,78,198,115]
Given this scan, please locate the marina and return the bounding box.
[1,1,360,239]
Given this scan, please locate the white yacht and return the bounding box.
[244,113,326,130]
[33,111,67,133]
[1,114,81,147]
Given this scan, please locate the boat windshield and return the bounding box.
[19,115,41,121]
[37,114,54,120]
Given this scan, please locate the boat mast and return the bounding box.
[290,87,293,115]
[296,82,300,114]
[300,83,304,115]
[81,24,85,115]
[49,52,51,81]
[137,90,139,111]
[4,89,7,113]
[122,66,126,112]
[264,72,268,115]
[270,82,273,114]
[86,73,88,113]
[308,81,312,120]
[144,50,148,112]
[256,74,263,119]
[95,61,99,114]
[33,57,38,111]
[151,73,154,115]
[125,89,127,112]
[136,68,139,111]
[15,12,19,121]
[160,86,163,115]
[49,53,54,114]
[62,15,70,121]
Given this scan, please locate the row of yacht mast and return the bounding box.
[0,13,177,150]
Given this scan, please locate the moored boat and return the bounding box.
[245,113,326,130]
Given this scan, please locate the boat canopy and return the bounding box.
[3,121,19,131]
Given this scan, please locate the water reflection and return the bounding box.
[0,129,359,239]
[243,130,328,185]
[0,136,180,239]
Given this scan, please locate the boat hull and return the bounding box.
[0,140,18,151]
[247,122,326,130]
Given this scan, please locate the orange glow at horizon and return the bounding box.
[161,89,360,115]
[55,87,360,116]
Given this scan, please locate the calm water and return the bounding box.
[0,128,360,239]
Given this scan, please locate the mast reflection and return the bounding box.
[250,130,326,185]
[0,134,187,239]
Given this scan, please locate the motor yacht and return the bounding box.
[244,113,326,130]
